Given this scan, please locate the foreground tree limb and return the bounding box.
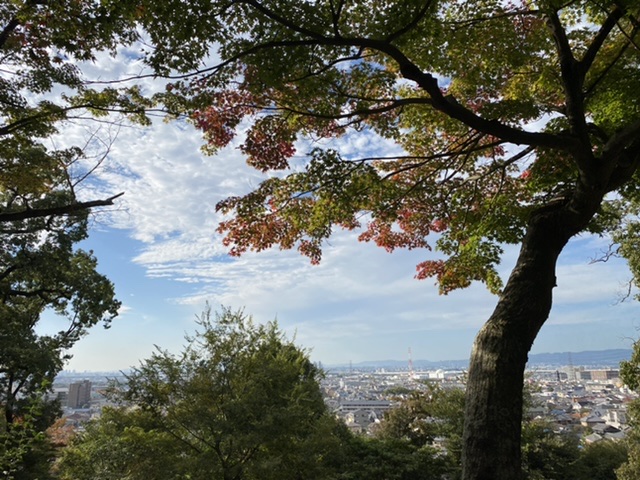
[0,192,124,224]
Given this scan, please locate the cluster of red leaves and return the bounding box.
[191,86,301,171]
[415,259,474,294]
[467,88,494,114]
[415,259,445,281]
[217,194,325,263]
[240,116,296,172]
[358,218,431,252]
[218,214,324,264]
[298,239,322,265]
[520,169,532,180]
[218,213,291,257]
[511,7,544,37]
[191,90,257,149]
[430,218,448,232]
[483,135,506,157]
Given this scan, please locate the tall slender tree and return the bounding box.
[133,1,640,478]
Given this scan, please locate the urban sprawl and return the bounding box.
[54,363,636,445]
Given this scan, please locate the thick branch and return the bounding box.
[620,12,640,51]
[444,8,540,28]
[0,264,18,282]
[586,16,640,97]
[237,0,331,41]
[328,0,345,37]
[6,288,70,300]
[384,44,572,150]
[579,5,625,74]
[385,1,434,43]
[0,104,158,137]
[0,192,124,223]
[605,149,640,193]
[0,0,49,50]
[211,36,573,151]
[0,18,20,50]
[546,11,590,146]
[221,2,575,151]
[603,118,640,158]
[270,97,433,121]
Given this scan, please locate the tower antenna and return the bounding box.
[408,347,415,380]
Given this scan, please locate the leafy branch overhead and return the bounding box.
[141,0,640,294]
[0,0,154,227]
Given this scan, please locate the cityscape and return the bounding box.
[53,348,637,445]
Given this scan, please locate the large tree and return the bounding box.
[133,1,640,478]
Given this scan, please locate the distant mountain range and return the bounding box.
[329,348,633,371]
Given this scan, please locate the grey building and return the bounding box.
[67,380,92,408]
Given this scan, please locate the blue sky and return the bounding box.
[48,49,640,372]
[65,219,640,372]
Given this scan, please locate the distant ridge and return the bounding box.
[330,348,632,370]
[525,348,632,367]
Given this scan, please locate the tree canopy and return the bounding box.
[129,1,640,478]
[0,0,150,225]
[137,0,640,293]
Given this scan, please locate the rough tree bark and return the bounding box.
[0,192,124,225]
[462,174,608,479]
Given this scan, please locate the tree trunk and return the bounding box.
[5,373,14,429]
[461,206,585,480]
